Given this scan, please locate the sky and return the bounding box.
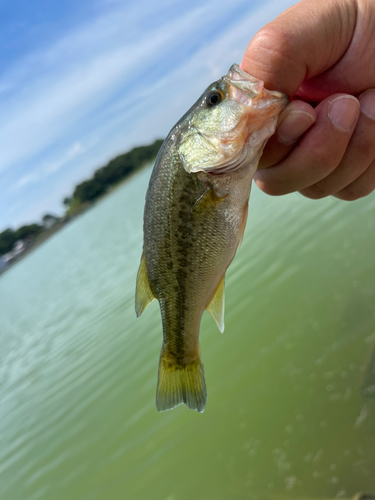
[0,0,296,232]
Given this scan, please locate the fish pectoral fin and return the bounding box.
[135,251,156,318]
[206,275,225,333]
[190,185,226,219]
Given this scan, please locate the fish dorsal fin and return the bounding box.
[135,251,156,318]
[206,275,225,333]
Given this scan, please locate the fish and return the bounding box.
[135,64,288,413]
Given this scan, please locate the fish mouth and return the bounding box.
[223,64,288,156]
[224,64,288,111]
[179,65,288,176]
[224,64,264,99]
[200,67,288,175]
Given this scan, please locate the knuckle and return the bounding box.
[353,135,372,159]
[246,27,297,74]
[310,149,341,174]
[301,184,330,200]
[350,129,375,164]
[251,27,294,55]
[335,184,374,201]
[254,172,286,196]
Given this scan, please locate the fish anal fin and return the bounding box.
[135,250,156,318]
[156,348,207,413]
[206,275,225,333]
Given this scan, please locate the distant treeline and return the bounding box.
[0,224,43,255]
[64,139,163,207]
[0,139,164,256]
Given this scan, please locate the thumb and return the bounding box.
[241,0,357,97]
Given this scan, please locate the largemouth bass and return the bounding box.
[136,64,287,413]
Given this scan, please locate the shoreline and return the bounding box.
[0,161,153,278]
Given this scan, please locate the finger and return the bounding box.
[259,100,316,169]
[334,158,375,201]
[254,94,360,195]
[241,0,357,96]
[300,90,375,199]
[297,2,375,100]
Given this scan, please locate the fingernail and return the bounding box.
[328,96,359,132]
[359,90,375,121]
[277,110,315,144]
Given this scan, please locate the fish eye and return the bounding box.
[206,91,222,107]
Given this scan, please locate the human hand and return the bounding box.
[241,0,375,201]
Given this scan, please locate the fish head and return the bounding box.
[178,64,288,175]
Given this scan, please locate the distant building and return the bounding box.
[3,252,14,263]
[13,240,27,255]
[2,239,31,264]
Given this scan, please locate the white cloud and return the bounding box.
[44,142,85,174]
[55,0,295,170]
[11,141,85,193]
[0,1,214,173]
[1,0,297,230]
[14,173,41,189]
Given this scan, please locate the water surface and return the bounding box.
[0,168,374,500]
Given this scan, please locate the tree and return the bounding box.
[63,197,73,208]
[70,139,163,205]
[0,229,16,256]
[42,214,59,228]
[73,179,105,203]
[0,140,164,257]
[14,224,42,241]
[70,139,164,205]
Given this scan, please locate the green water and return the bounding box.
[0,167,374,500]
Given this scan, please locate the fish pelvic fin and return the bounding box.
[135,250,156,318]
[156,348,207,413]
[206,275,225,333]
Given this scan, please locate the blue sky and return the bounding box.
[0,0,295,232]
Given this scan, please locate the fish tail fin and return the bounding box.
[156,347,207,413]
